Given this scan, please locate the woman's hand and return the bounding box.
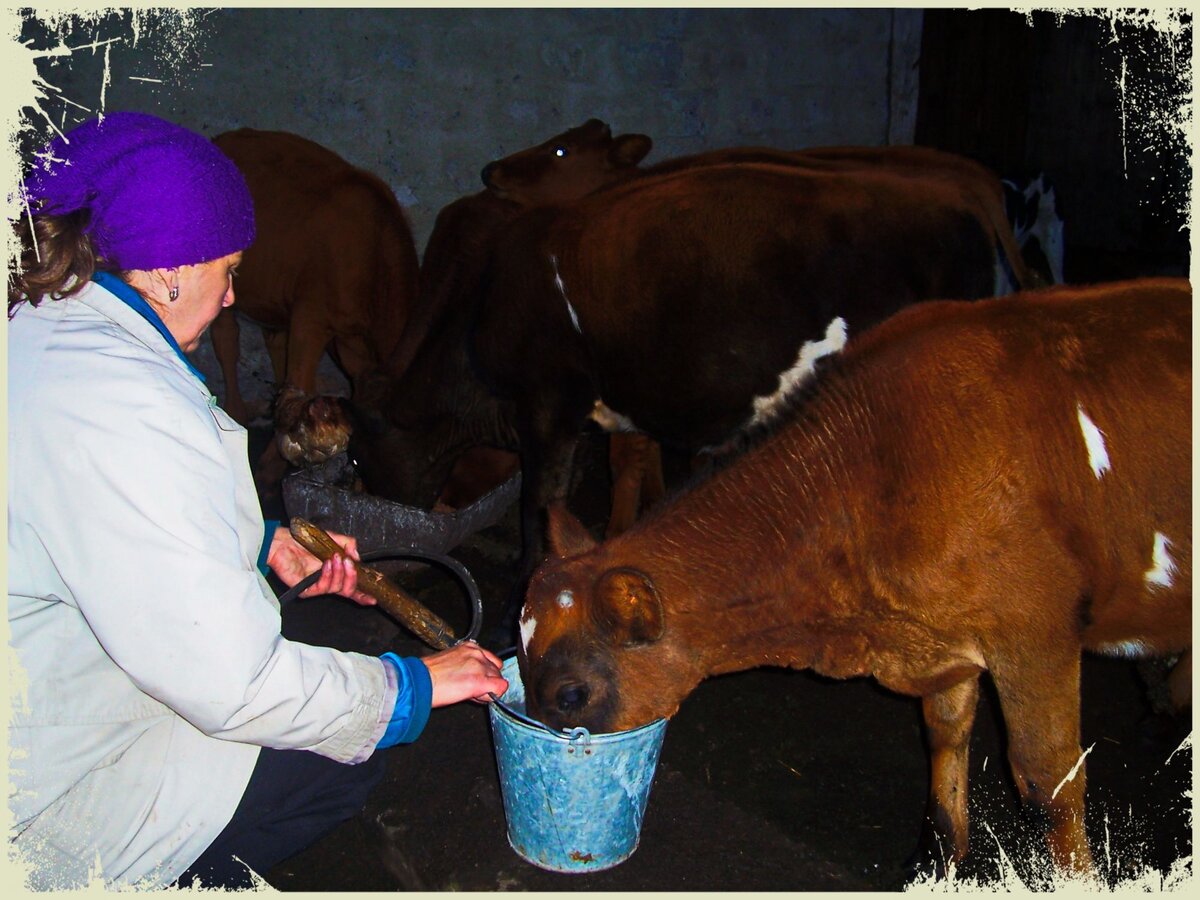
[422,641,509,707]
[266,526,376,606]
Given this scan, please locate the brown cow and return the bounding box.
[517,278,1192,876]
[350,160,1028,637]
[478,124,1036,534]
[209,128,419,470]
[353,122,655,510]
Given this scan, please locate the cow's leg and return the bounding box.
[274,309,349,466]
[606,433,648,539]
[989,652,1092,874]
[640,437,665,512]
[910,676,980,878]
[250,328,292,495]
[262,327,289,389]
[210,309,249,425]
[606,434,668,539]
[1167,649,1192,711]
[489,417,583,648]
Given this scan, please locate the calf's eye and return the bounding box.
[556,683,590,713]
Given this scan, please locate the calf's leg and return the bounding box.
[912,677,980,875]
[990,653,1092,873]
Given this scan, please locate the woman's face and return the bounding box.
[166,251,242,352]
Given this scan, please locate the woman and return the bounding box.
[7,111,508,890]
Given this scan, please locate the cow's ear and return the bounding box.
[594,567,665,646]
[611,134,653,169]
[547,502,597,559]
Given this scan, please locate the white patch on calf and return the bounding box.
[748,317,847,429]
[1097,640,1149,659]
[1145,532,1176,589]
[1075,405,1111,479]
[519,613,537,653]
[556,590,575,609]
[550,254,582,334]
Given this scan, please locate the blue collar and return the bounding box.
[92,271,207,383]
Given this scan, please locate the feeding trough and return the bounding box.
[282,452,521,560]
[489,657,668,873]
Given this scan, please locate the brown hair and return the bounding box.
[8,209,107,319]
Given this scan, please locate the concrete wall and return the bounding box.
[23,7,922,253]
[17,7,922,416]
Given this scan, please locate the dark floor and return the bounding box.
[253,425,1192,892]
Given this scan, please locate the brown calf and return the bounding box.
[518,278,1191,875]
[210,128,419,468]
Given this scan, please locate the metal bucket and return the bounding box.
[489,657,667,873]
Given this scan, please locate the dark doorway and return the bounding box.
[916,9,1191,281]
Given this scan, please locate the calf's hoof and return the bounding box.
[276,393,353,466]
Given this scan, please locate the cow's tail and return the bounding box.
[984,190,1038,295]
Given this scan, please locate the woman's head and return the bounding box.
[25,111,255,270]
[10,112,255,318]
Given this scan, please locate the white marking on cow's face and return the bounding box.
[1096,639,1149,659]
[519,613,537,653]
[550,254,582,334]
[1145,532,1176,589]
[749,317,847,429]
[1076,405,1111,479]
[556,590,574,609]
[590,401,638,433]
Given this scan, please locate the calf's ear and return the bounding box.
[594,567,665,646]
[547,502,597,559]
[611,134,653,168]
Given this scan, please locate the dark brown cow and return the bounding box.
[209,128,419,468]
[478,122,1036,534]
[517,277,1192,876]
[350,160,1025,632]
[365,122,655,509]
[482,124,1036,295]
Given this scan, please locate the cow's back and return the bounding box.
[478,162,999,449]
[830,279,1191,650]
[213,128,417,350]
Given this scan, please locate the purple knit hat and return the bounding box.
[25,111,255,270]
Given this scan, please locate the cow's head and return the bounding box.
[518,503,702,733]
[480,118,653,206]
[346,405,462,510]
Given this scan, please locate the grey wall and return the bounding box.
[18,8,922,414]
[24,7,923,253]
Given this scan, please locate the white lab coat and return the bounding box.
[7,279,396,888]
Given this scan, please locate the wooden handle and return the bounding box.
[289,517,456,650]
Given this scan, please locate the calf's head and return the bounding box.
[480,118,652,206]
[518,504,701,733]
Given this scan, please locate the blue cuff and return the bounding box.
[258,520,280,576]
[378,653,433,747]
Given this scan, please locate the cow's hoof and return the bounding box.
[277,394,352,466]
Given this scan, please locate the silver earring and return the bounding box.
[168,285,179,302]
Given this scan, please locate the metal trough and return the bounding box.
[282,453,521,560]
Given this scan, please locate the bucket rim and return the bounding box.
[489,699,667,744]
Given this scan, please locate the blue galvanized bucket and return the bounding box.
[489,656,668,873]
